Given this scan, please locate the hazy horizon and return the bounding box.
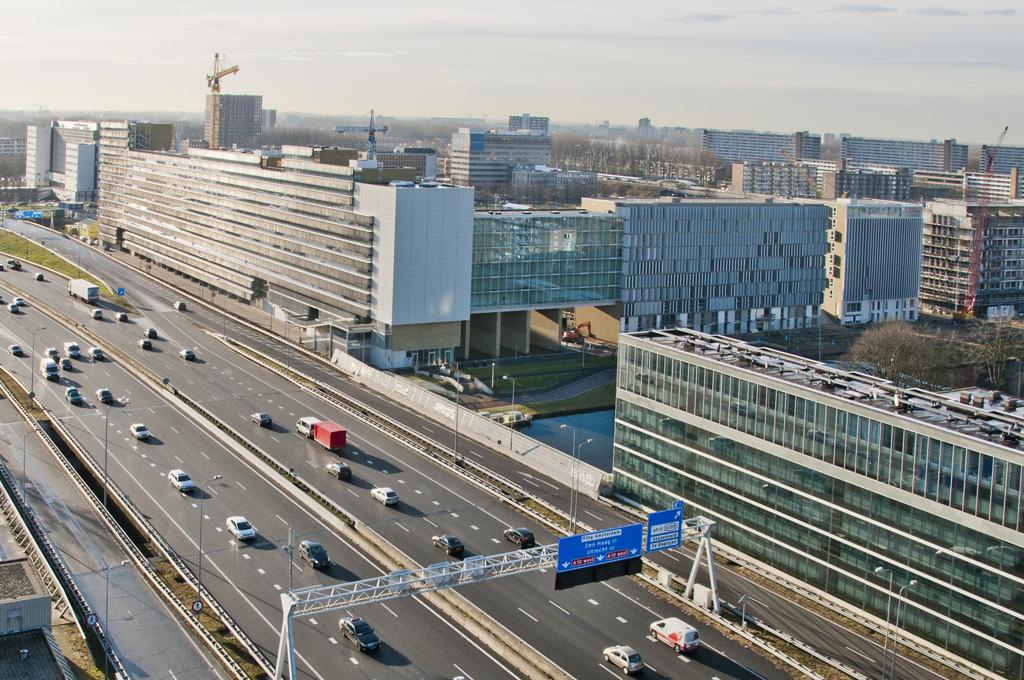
[4,0,1022,145]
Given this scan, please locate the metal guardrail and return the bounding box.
[0,373,131,679]
[0,292,269,678]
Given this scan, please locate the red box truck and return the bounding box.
[311,421,346,451]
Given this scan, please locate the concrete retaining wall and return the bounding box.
[331,350,606,497]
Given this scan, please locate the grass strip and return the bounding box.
[0,229,117,302]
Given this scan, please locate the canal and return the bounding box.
[526,409,615,472]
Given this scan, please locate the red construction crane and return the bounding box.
[963,125,1009,316]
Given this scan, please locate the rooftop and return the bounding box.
[625,327,1024,458]
[0,630,70,680]
[0,560,41,603]
[474,209,597,218]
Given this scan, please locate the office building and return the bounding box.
[822,164,913,202]
[583,197,829,335]
[822,200,922,325]
[24,120,100,201]
[614,328,1024,679]
[841,136,967,172]
[731,161,817,198]
[984,144,1024,176]
[510,166,598,199]
[467,209,622,354]
[508,113,549,135]
[920,200,1024,319]
[262,108,277,130]
[205,93,263,149]
[450,128,551,187]
[913,170,965,201]
[98,121,473,369]
[376,147,438,178]
[0,137,25,157]
[698,129,821,163]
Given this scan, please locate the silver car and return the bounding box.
[603,645,644,674]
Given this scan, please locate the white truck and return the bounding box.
[68,278,100,304]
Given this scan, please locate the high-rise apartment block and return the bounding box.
[0,137,25,157]
[262,108,277,130]
[24,120,100,201]
[841,136,967,172]
[507,113,549,135]
[205,93,263,149]
[731,162,817,198]
[821,165,913,202]
[698,129,821,163]
[920,200,1024,318]
[450,128,551,187]
[614,328,1024,679]
[822,200,923,325]
[582,197,829,334]
[984,144,1024,175]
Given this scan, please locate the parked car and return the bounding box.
[137,338,152,350]
[226,516,256,541]
[503,527,535,549]
[8,345,23,356]
[145,327,158,339]
[167,469,195,493]
[602,645,644,675]
[338,617,380,652]
[65,387,83,405]
[88,347,105,361]
[326,462,352,481]
[179,348,195,361]
[431,534,465,557]
[129,423,150,440]
[370,487,399,506]
[251,412,271,427]
[96,388,114,404]
[59,357,73,371]
[649,617,700,653]
[298,540,330,569]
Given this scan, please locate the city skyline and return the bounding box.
[3,0,1021,144]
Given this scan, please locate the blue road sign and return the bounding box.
[116,287,125,296]
[556,524,642,573]
[15,210,43,219]
[645,500,684,553]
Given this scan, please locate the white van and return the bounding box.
[296,417,320,438]
[649,617,700,653]
[39,359,59,381]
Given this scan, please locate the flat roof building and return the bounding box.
[0,137,25,157]
[376,147,437,179]
[450,128,551,188]
[205,93,263,149]
[508,113,549,135]
[24,121,100,201]
[614,328,1024,678]
[698,129,821,163]
[984,144,1024,176]
[841,136,967,172]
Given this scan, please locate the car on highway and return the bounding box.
[649,617,700,653]
[325,462,351,481]
[137,338,152,350]
[370,487,399,506]
[12,297,25,306]
[7,259,21,270]
[226,516,256,541]
[174,301,187,311]
[96,388,113,404]
[88,347,105,361]
[298,540,330,569]
[179,348,195,361]
[339,617,380,652]
[59,357,73,371]
[251,412,271,427]
[602,645,644,674]
[45,347,59,360]
[145,327,158,339]
[8,345,23,356]
[503,527,535,549]
[33,272,43,281]
[432,534,465,557]
[167,469,195,493]
[129,423,150,440]
[116,312,128,322]
[63,342,80,359]
[91,309,102,320]
[6,303,17,314]
[65,387,83,405]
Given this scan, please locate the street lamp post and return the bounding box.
[560,424,576,523]
[28,325,46,401]
[453,376,462,465]
[874,566,895,680]
[197,474,223,599]
[502,375,516,452]
[888,579,918,680]
[571,438,593,534]
[490,362,496,391]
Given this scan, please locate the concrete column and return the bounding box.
[530,308,563,352]
[499,310,530,356]
[469,312,501,357]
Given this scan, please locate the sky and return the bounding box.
[4,0,1022,144]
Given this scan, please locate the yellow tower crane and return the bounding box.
[205,53,240,148]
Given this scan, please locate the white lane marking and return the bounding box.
[423,518,438,528]
[394,521,410,533]
[275,514,288,525]
[309,618,317,626]
[170,426,180,434]
[470,524,479,531]
[381,603,398,618]
[174,455,184,463]
[273,584,282,591]
[257,568,266,575]
[616,616,627,623]
[597,664,619,678]
[199,451,210,460]
[328,637,338,645]
[468,450,484,459]
[588,598,599,606]
[490,538,501,544]
[450,512,459,518]
[645,662,659,673]
[348,657,358,665]
[270,435,281,443]
[242,554,250,560]
[346,489,358,498]
[452,664,474,680]
[305,460,317,468]
[236,481,247,491]
[548,600,571,616]
[601,581,663,618]
[397,479,405,484]
[846,646,873,662]
[583,510,603,521]
[749,596,770,608]
[517,607,538,623]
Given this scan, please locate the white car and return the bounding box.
[167,469,195,493]
[12,297,25,306]
[370,487,399,506]
[226,516,256,541]
[129,423,151,440]
[603,645,644,674]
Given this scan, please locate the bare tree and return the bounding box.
[959,320,1024,389]
[848,322,941,387]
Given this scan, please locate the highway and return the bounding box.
[0,225,790,678]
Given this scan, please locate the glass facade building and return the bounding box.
[471,211,622,311]
[614,328,1024,678]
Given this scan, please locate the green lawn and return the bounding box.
[0,229,116,301]
[464,354,616,394]
[522,381,617,417]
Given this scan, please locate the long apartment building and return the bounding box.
[582,197,829,335]
[98,121,473,369]
[733,159,913,201]
[614,328,1024,678]
[841,135,967,172]
[920,200,1024,319]
[822,200,922,325]
[698,128,821,163]
[450,128,552,187]
[985,144,1024,176]
[25,120,100,201]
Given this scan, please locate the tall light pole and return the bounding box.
[559,424,577,519]
[283,527,296,592]
[453,375,462,465]
[502,375,516,452]
[571,438,593,534]
[874,566,895,680]
[490,362,496,391]
[888,579,918,680]
[101,397,126,680]
[28,325,46,400]
[197,474,223,599]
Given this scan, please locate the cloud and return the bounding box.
[907,7,967,15]
[981,8,1015,15]
[827,4,896,12]
[676,13,735,23]
[759,6,796,14]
